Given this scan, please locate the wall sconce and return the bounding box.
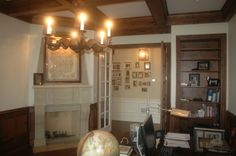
[138,48,149,61]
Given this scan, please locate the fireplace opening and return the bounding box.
[45,110,81,145]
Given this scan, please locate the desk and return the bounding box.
[130,139,192,156]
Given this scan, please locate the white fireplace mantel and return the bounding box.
[34,84,93,147]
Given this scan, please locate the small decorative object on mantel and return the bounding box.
[34,73,44,85]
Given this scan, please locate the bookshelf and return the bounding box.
[175,34,226,132]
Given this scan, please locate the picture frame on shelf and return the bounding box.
[189,73,200,86]
[193,127,225,152]
[208,78,220,86]
[197,61,210,70]
[34,73,44,85]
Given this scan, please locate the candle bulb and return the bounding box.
[105,20,112,37]
[45,17,54,35]
[71,31,78,39]
[100,31,105,45]
[79,12,87,31]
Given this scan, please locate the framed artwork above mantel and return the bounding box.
[44,37,81,83]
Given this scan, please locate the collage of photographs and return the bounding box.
[112,61,152,92]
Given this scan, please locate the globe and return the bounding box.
[77,130,120,156]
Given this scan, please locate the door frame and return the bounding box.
[110,43,171,129]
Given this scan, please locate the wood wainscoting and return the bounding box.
[225,111,236,141]
[0,107,34,156]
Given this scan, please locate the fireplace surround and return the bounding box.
[34,84,92,148]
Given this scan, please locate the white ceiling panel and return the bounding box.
[97,1,151,19]
[166,0,226,14]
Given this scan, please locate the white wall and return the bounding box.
[0,13,30,111]
[228,15,236,115]
[171,23,228,108]
[112,48,162,123]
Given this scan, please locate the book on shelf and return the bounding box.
[119,145,133,156]
[207,89,220,103]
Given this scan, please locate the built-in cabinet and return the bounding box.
[172,34,226,132]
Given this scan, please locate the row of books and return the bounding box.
[206,106,214,118]
[207,89,220,103]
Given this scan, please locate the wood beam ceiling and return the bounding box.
[167,11,225,25]
[145,0,167,25]
[75,0,143,6]
[222,0,236,21]
[113,16,170,36]
[9,6,66,17]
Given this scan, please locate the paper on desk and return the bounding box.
[164,139,190,148]
[165,132,190,141]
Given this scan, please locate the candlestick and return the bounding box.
[45,17,53,35]
[79,12,87,31]
[100,31,105,45]
[106,20,112,37]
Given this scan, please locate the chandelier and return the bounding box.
[44,12,113,53]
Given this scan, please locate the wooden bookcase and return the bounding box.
[174,34,226,132]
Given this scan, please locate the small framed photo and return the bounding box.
[113,62,121,70]
[197,61,210,70]
[189,73,200,86]
[125,77,130,83]
[125,85,131,90]
[113,86,119,91]
[208,78,220,86]
[133,81,138,87]
[142,88,148,92]
[126,70,130,77]
[132,72,137,79]
[138,72,143,78]
[144,62,151,70]
[34,73,44,85]
[124,62,132,69]
[144,72,151,78]
[134,62,140,69]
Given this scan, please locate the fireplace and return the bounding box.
[34,84,92,148]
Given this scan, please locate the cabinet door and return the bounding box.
[98,48,112,131]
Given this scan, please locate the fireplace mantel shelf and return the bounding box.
[33,83,92,88]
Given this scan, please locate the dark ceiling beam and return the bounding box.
[76,0,143,6]
[167,11,225,25]
[9,6,66,17]
[145,0,167,25]
[113,16,170,36]
[55,0,78,12]
[222,0,236,21]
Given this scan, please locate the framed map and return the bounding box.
[44,45,81,83]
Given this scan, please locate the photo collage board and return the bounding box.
[112,61,152,92]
